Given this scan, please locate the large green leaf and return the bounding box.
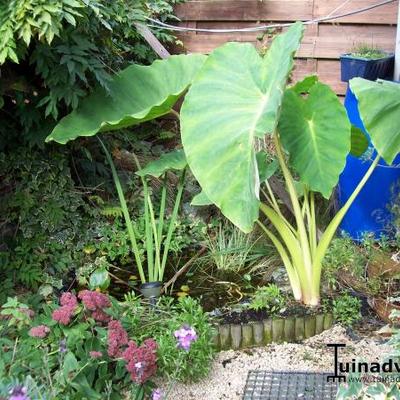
[181,23,304,232]
[349,78,400,165]
[278,81,351,198]
[136,149,187,178]
[46,54,207,144]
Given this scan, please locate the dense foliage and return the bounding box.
[0,0,183,147]
[0,293,215,399]
[0,143,205,303]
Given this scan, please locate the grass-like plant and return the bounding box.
[99,139,187,283]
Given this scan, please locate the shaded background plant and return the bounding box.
[0,0,184,148]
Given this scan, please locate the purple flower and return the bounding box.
[152,388,163,400]
[59,339,67,353]
[9,385,30,400]
[174,325,197,351]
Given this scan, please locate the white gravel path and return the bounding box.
[160,325,391,400]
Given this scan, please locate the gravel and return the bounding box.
[159,325,391,400]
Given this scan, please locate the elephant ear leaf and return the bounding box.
[350,125,369,157]
[278,80,351,198]
[136,149,187,178]
[181,22,304,232]
[46,54,207,144]
[349,78,400,165]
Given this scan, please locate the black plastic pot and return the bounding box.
[140,281,162,299]
[340,53,394,82]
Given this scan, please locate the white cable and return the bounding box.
[326,0,353,18]
[146,0,396,33]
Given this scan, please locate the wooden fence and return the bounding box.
[174,0,399,95]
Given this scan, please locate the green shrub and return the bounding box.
[322,236,368,290]
[151,296,216,382]
[0,0,183,147]
[249,284,286,316]
[332,293,362,327]
[0,147,94,301]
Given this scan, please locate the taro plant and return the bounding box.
[180,23,400,306]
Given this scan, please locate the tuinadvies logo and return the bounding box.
[327,343,400,383]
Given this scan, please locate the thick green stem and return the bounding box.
[143,182,154,281]
[98,139,146,283]
[157,175,167,250]
[309,191,317,255]
[257,220,302,301]
[147,188,162,281]
[274,134,313,280]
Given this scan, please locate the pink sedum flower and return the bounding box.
[78,290,110,311]
[91,308,111,323]
[107,320,128,357]
[78,290,111,323]
[122,339,158,384]
[60,292,78,308]
[28,325,50,338]
[52,306,74,325]
[52,292,78,326]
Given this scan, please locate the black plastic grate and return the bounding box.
[243,371,338,400]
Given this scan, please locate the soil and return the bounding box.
[218,301,323,325]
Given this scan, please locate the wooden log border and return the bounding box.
[213,313,334,350]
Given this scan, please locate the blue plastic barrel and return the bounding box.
[337,85,400,240]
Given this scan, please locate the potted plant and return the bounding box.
[99,142,188,301]
[340,43,394,82]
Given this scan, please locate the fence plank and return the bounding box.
[175,0,313,21]
[317,60,347,95]
[314,0,399,24]
[177,32,396,58]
